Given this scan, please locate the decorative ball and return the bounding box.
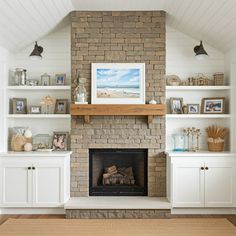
[24,129,32,138]
[24,143,33,152]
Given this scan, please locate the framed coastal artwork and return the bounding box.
[91,63,145,104]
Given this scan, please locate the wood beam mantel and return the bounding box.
[70,104,166,125]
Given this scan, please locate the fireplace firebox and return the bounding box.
[89,149,148,196]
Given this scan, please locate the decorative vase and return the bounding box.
[74,77,87,104]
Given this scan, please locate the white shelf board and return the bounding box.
[166,86,231,91]
[166,114,231,119]
[7,114,71,119]
[167,151,236,157]
[7,86,71,90]
[0,151,72,157]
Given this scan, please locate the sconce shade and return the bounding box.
[29,41,43,60]
[194,40,208,60]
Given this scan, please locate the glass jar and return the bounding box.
[74,78,87,103]
[172,134,186,152]
[14,68,27,85]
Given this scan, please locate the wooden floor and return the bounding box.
[0,214,236,227]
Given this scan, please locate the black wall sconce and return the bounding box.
[29,41,43,60]
[194,40,208,60]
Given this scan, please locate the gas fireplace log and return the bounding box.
[106,165,117,174]
[102,166,135,185]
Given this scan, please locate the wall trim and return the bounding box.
[0,208,65,215]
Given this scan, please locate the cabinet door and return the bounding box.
[1,163,32,207]
[32,164,63,207]
[172,162,204,207]
[205,162,236,207]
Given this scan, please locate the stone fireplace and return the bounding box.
[70,11,166,197]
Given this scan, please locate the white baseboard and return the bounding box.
[0,208,65,215]
[171,208,236,215]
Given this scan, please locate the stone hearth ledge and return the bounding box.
[64,197,171,210]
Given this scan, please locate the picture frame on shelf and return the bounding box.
[12,98,27,114]
[54,99,68,114]
[55,74,66,85]
[29,106,41,114]
[41,73,51,86]
[201,97,225,114]
[52,132,69,151]
[91,63,145,104]
[170,97,183,114]
[187,104,200,114]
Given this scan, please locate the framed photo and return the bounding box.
[201,97,225,114]
[41,73,51,86]
[170,97,183,114]
[54,99,68,114]
[55,74,66,85]
[91,63,145,104]
[187,104,200,114]
[12,98,27,114]
[52,132,68,151]
[29,106,41,114]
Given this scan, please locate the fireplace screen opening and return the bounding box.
[89,149,148,196]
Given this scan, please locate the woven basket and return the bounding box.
[208,141,224,152]
[213,73,224,85]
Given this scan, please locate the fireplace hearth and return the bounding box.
[89,149,148,196]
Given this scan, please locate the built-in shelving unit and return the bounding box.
[6,84,71,151]
[166,85,232,152]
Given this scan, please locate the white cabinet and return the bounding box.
[2,161,32,207]
[0,151,71,208]
[169,153,236,208]
[204,162,235,207]
[173,162,204,207]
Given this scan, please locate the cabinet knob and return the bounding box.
[32,167,35,170]
[205,167,209,170]
[200,167,204,170]
[28,167,31,170]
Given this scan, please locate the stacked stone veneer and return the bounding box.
[71,11,166,197]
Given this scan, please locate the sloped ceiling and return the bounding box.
[0,0,73,52]
[0,0,236,52]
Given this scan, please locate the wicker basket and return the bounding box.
[208,141,224,152]
[213,73,224,85]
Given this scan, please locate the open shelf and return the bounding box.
[7,86,71,90]
[7,114,71,119]
[70,104,166,124]
[166,114,231,119]
[166,86,231,91]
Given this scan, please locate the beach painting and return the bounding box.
[92,63,145,104]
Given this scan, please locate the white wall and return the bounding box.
[166,26,228,151]
[225,47,236,152]
[8,24,71,141]
[166,26,225,81]
[0,46,12,152]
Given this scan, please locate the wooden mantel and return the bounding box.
[70,104,166,125]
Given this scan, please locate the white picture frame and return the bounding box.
[91,63,145,104]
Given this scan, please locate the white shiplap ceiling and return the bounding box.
[0,0,236,52]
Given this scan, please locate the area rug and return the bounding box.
[0,218,235,236]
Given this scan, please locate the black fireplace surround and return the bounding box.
[89,149,148,196]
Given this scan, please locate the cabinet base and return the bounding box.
[171,208,236,215]
[0,208,65,215]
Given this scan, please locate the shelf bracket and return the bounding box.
[147,115,154,127]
